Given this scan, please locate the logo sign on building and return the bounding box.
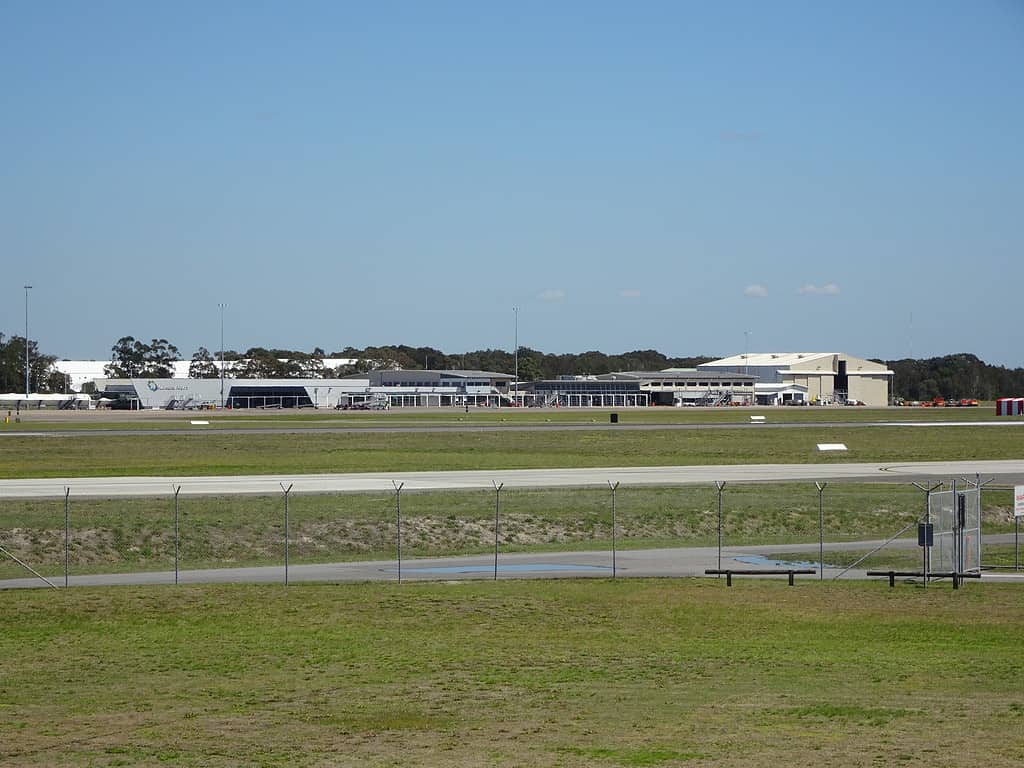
[1015,486,1024,518]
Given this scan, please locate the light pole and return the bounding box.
[218,303,227,407]
[743,330,752,404]
[513,306,519,407]
[24,285,32,395]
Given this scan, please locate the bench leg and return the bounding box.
[889,572,895,588]
[788,571,795,586]
[726,572,732,587]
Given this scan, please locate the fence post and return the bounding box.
[715,482,726,577]
[492,481,503,580]
[608,481,620,578]
[815,482,826,580]
[64,487,70,588]
[913,481,943,588]
[280,483,293,586]
[951,479,960,577]
[393,481,404,583]
[173,485,181,585]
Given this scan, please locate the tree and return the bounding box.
[234,348,288,378]
[143,338,180,378]
[189,347,219,379]
[105,337,180,378]
[105,336,146,377]
[293,353,325,378]
[516,347,544,382]
[0,333,57,392]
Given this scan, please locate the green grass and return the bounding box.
[0,403,1007,432]
[2,422,1022,478]
[771,544,1024,573]
[1,484,1016,579]
[1,580,1022,767]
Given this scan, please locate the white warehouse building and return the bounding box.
[698,352,893,406]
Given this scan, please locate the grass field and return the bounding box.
[3,407,1022,767]
[1,579,1021,768]
[3,422,1023,478]
[1,484,1017,579]
[0,404,1009,431]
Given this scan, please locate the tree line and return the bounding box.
[103,339,717,381]
[3,332,1024,399]
[0,334,65,393]
[880,353,1024,402]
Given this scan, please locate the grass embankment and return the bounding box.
[1,485,1016,579]
[2,423,1022,478]
[1,580,1021,767]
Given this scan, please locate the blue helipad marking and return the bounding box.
[736,555,827,569]
[393,563,612,574]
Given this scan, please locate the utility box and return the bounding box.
[918,523,934,547]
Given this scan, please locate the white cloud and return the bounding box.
[798,283,841,296]
[743,284,768,298]
[538,288,565,301]
[619,289,642,298]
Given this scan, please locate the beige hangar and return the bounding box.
[698,352,893,406]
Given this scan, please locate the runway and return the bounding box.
[3,459,1024,499]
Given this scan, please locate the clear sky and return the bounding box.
[3,1,1022,366]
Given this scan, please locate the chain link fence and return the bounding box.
[0,480,1016,587]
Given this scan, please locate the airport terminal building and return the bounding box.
[94,370,515,410]
[521,370,757,408]
[65,351,892,410]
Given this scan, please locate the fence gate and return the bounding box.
[929,488,981,574]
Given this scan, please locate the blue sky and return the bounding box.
[3,1,1022,365]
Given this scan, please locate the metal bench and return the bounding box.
[705,568,816,586]
[866,570,982,589]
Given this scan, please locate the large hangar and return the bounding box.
[94,370,516,409]
[698,352,893,406]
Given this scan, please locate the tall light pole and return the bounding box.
[218,303,227,407]
[24,285,32,395]
[513,306,519,407]
[743,330,751,376]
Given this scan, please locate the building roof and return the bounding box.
[700,352,892,375]
[599,370,758,382]
[371,369,513,381]
[703,352,837,368]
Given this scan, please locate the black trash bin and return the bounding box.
[610,413,618,424]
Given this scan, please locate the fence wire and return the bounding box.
[0,481,1014,586]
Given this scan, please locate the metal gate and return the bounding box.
[928,488,981,574]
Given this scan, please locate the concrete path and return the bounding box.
[3,536,1021,590]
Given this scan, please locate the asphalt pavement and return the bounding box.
[3,459,1024,499]
[3,535,1021,590]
